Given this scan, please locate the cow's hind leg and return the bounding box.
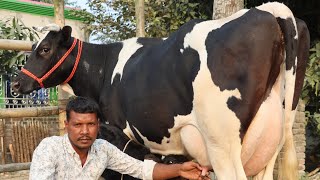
[252,146,281,180]
[180,124,211,167]
[194,108,246,180]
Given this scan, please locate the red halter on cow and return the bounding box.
[13,2,310,180]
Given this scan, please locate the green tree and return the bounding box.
[84,0,212,42]
[0,17,39,75]
[302,42,320,135]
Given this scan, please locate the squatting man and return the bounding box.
[30,96,210,180]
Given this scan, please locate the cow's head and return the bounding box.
[12,24,80,94]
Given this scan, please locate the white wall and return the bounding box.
[0,9,89,41]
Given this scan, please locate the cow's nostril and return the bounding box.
[12,82,20,91]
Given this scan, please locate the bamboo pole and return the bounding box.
[135,0,145,37]
[0,106,58,118]
[23,124,30,162]
[28,121,34,158]
[0,119,5,164]
[11,121,17,163]
[0,162,30,173]
[15,122,21,163]
[0,39,32,51]
[54,0,69,136]
[21,123,27,162]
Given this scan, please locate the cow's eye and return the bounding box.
[40,48,50,54]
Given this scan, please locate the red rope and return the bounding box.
[63,40,83,84]
[21,68,44,88]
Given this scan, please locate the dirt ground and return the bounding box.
[0,170,319,180]
[0,170,29,180]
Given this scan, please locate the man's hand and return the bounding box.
[179,161,210,180]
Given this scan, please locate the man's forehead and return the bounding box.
[69,111,98,121]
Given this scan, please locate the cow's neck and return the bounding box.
[67,41,122,102]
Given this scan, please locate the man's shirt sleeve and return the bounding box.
[29,137,56,180]
[102,140,156,180]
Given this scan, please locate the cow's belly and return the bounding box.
[241,89,283,176]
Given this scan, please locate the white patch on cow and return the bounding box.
[123,121,137,141]
[35,31,50,50]
[256,2,298,39]
[83,60,90,73]
[99,68,103,75]
[111,38,143,84]
[60,83,75,96]
[285,62,297,125]
[180,49,184,53]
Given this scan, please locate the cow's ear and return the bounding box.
[61,26,72,44]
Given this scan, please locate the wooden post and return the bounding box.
[135,0,145,37]
[0,39,32,51]
[53,0,68,136]
[212,0,244,19]
[0,106,58,118]
[0,162,31,173]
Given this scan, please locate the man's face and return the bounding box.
[65,111,100,153]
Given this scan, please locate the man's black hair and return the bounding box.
[66,96,101,121]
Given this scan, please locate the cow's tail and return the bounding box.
[257,2,309,180]
[281,18,309,180]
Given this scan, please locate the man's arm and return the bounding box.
[103,140,209,180]
[29,138,56,180]
[152,161,210,180]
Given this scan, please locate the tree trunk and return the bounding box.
[53,0,68,136]
[135,0,145,37]
[212,0,244,19]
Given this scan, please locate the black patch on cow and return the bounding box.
[276,17,298,73]
[68,42,124,104]
[99,124,151,180]
[206,8,284,137]
[137,37,164,46]
[118,20,203,143]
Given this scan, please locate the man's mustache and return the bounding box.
[78,136,92,141]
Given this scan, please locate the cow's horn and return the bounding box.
[32,24,61,33]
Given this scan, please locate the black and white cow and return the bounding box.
[12,2,310,180]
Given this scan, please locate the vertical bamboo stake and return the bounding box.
[31,120,37,149]
[28,121,34,158]
[21,122,27,162]
[24,124,30,162]
[11,121,16,162]
[0,119,5,164]
[16,122,21,163]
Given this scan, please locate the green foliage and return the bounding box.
[0,17,39,75]
[302,41,320,135]
[85,0,212,42]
